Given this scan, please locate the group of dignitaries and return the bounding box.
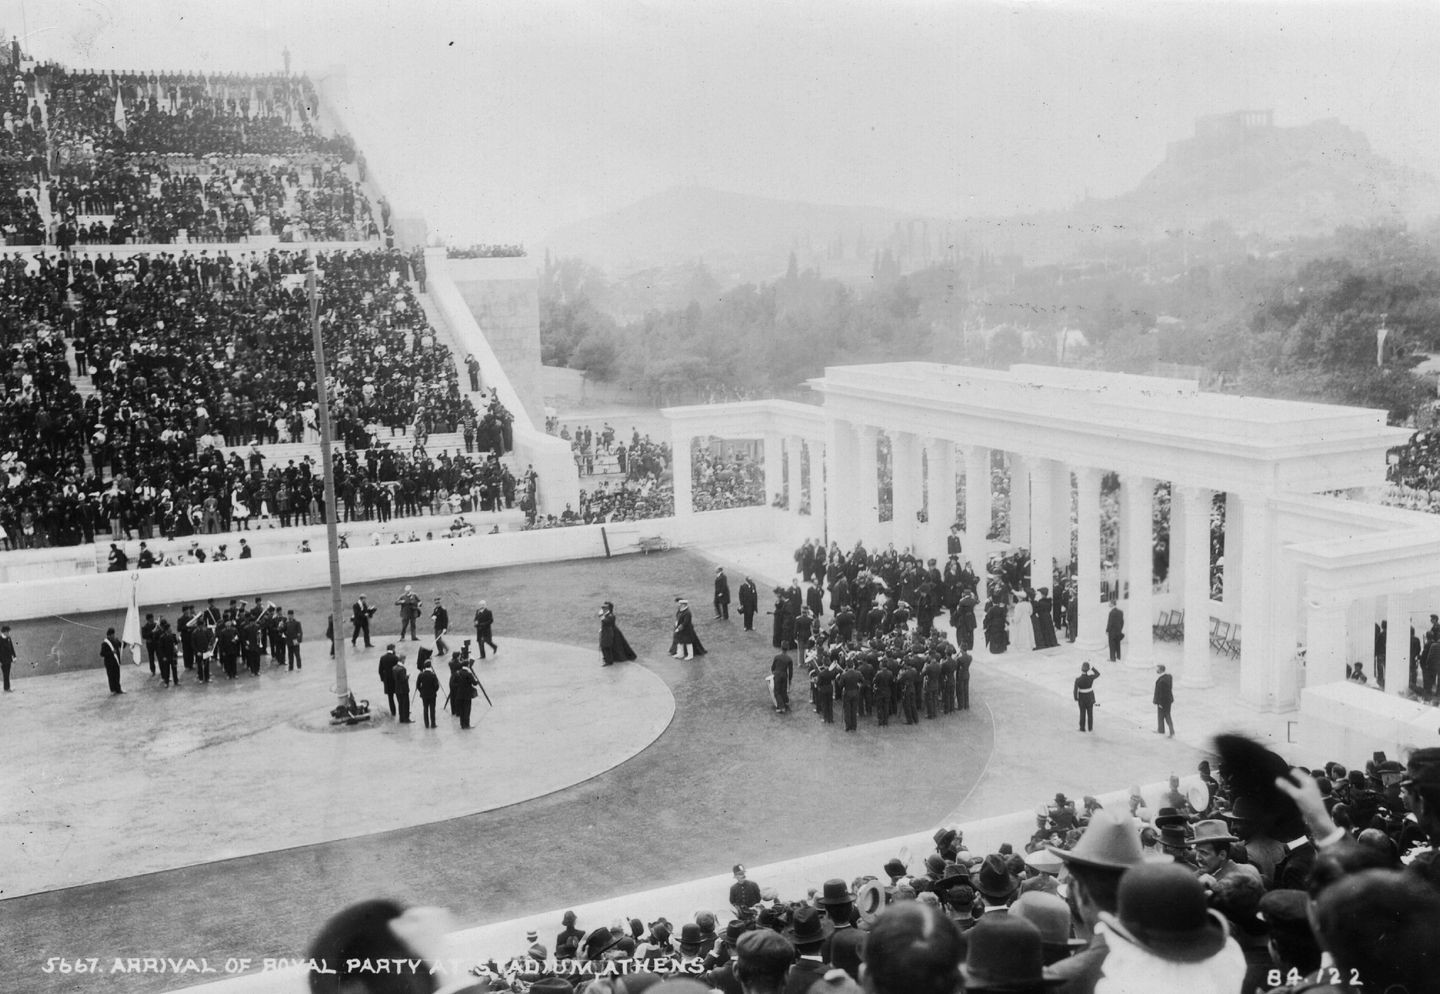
[102,596,307,692]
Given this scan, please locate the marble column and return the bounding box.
[1237,494,1275,708]
[857,425,881,549]
[964,446,992,564]
[824,419,857,545]
[1384,591,1411,696]
[1010,454,1031,552]
[787,437,804,516]
[928,438,957,555]
[891,431,920,553]
[1305,593,1350,687]
[671,430,694,519]
[1075,467,1106,649]
[1122,474,1155,668]
[1029,458,1055,593]
[1179,485,1214,688]
[763,432,783,510]
[1054,466,1074,584]
[810,440,827,528]
[1222,493,1241,609]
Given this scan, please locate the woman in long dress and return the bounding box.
[1012,591,1036,652]
[599,601,637,666]
[1032,587,1060,649]
[983,598,1009,655]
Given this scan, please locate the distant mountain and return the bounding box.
[542,114,1440,277]
[540,186,950,281]
[1053,111,1440,243]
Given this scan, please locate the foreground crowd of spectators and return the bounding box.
[0,246,520,552]
[306,741,1440,993]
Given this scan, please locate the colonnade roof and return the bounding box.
[660,399,827,443]
[808,362,1409,496]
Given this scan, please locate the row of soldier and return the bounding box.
[772,628,972,731]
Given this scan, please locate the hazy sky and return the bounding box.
[6,0,1438,246]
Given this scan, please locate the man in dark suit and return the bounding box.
[738,577,759,631]
[351,595,375,648]
[956,651,972,710]
[771,644,793,713]
[391,655,413,723]
[472,601,498,657]
[1106,602,1124,662]
[0,625,15,691]
[782,907,830,994]
[873,663,893,727]
[101,628,123,694]
[379,645,400,715]
[1153,664,1175,737]
[714,567,731,620]
[431,598,450,655]
[285,610,304,670]
[922,655,943,719]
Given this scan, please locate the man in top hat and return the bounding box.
[1096,862,1246,992]
[974,854,1020,916]
[738,576,759,632]
[1047,810,1146,993]
[862,901,963,994]
[961,916,1064,992]
[816,879,861,977]
[378,645,401,716]
[714,566,731,620]
[1189,820,1261,891]
[782,907,832,994]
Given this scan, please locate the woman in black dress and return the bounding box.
[983,597,1009,655]
[599,601,637,666]
[1032,587,1060,649]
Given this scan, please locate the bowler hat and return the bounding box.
[934,827,958,850]
[960,917,1063,989]
[1100,863,1229,963]
[529,979,574,993]
[883,857,907,878]
[1012,892,1087,949]
[1188,820,1237,846]
[1050,811,1146,871]
[816,878,855,906]
[1153,806,1188,828]
[1159,824,1189,848]
[677,923,704,949]
[975,854,1019,901]
[784,906,832,946]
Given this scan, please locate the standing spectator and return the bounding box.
[1106,602,1125,662]
[285,610,304,670]
[351,594,375,648]
[451,659,478,730]
[391,654,412,724]
[465,354,480,392]
[863,902,963,994]
[378,644,400,716]
[0,625,16,691]
[714,566,731,620]
[599,601,636,667]
[101,627,123,694]
[416,657,439,728]
[770,643,793,714]
[395,585,421,641]
[738,576,759,632]
[431,597,450,655]
[472,600,498,657]
[1153,664,1174,737]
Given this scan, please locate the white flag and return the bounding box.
[113,89,126,134]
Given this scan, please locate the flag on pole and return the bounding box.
[121,571,143,665]
[113,89,127,134]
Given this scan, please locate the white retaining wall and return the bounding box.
[0,507,776,619]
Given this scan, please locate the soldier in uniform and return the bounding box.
[285,610,304,670]
[922,653,943,719]
[814,655,835,724]
[240,613,262,676]
[192,617,214,683]
[837,659,862,732]
[101,628,124,694]
[156,619,179,687]
[857,650,877,716]
[217,619,240,679]
[939,651,957,714]
[177,605,196,671]
[141,613,159,675]
[770,642,793,714]
[956,651,972,710]
[899,661,920,724]
[873,662,893,727]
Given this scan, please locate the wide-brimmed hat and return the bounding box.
[1012,891,1087,949]
[974,854,1020,900]
[784,906,832,946]
[1024,850,1065,876]
[1049,811,1146,871]
[1188,820,1238,846]
[1101,863,1229,963]
[817,878,855,906]
[1401,747,1440,789]
[1153,806,1189,828]
[960,916,1064,989]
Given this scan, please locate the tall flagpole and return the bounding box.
[308,253,349,706]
